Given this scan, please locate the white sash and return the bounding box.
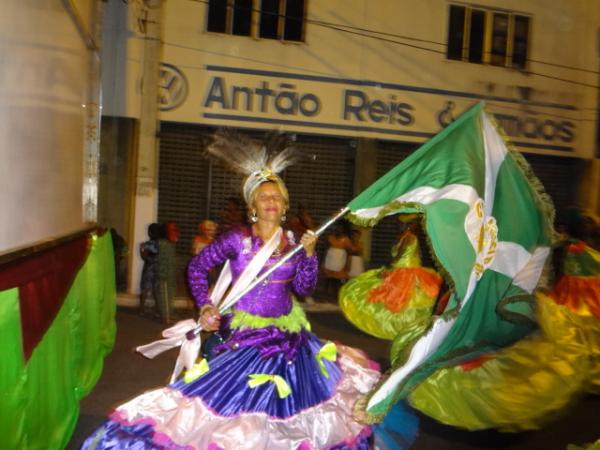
[213,227,282,311]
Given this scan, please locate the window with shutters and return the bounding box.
[446,4,530,70]
[158,123,213,257]
[206,0,253,36]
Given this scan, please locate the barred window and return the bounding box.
[490,12,508,66]
[206,0,228,33]
[207,0,305,42]
[283,0,304,41]
[468,8,485,63]
[512,15,530,69]
[446,4,530,70]
[232,0,252,36]
[446,5,465,60]
[259,0,280,38]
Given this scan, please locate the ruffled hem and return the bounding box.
[85,418,371,450]
[86,353,378,450]
[408,293,600,431]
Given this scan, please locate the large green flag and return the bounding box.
[347,102,555,416]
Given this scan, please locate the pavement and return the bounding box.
[67,304,600,450]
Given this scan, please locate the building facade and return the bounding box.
[100,0,600,296]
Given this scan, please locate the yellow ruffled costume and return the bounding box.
[339,229,443,342]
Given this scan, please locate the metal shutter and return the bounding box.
[522,154,584,221]
[283,134,356,258]
[158,125,356,293]
[158,123,214,296]
[158,122,213,255]
[284,135,355,224]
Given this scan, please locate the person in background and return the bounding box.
[191,219,218,256]
[551,208,600,318]
[339,213,443,337]
[346,228,365,279]
[288,204,316,237]
[157,222,179,322]
[218,196,246,233]
[191,219,220,295]
[322,221,352,297]
[139,222,164,317]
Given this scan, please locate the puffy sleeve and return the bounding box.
[292,252,319,297]
[187,230,240,308]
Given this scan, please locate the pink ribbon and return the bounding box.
[136,319,200,383]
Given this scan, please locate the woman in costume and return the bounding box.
[191,220,218,256]
[339,216,444,349]
[323,222,352,296]
[82,132,380,450]
[550,209,600,319]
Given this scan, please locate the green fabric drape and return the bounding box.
[0,233,116,450]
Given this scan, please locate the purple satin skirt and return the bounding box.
[82,329,379,450]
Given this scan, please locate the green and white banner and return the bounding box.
[347,102,555,415]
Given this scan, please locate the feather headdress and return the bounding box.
[206,130,299,204]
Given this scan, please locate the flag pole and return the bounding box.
[191,206,350,336]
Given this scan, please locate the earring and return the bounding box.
[250,210,258,223]
[281,211,287,222]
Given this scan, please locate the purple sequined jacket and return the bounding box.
[188,226,318,318]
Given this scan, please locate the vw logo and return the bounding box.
[159,63,188,111]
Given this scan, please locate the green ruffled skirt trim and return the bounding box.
[231,301,311,333]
